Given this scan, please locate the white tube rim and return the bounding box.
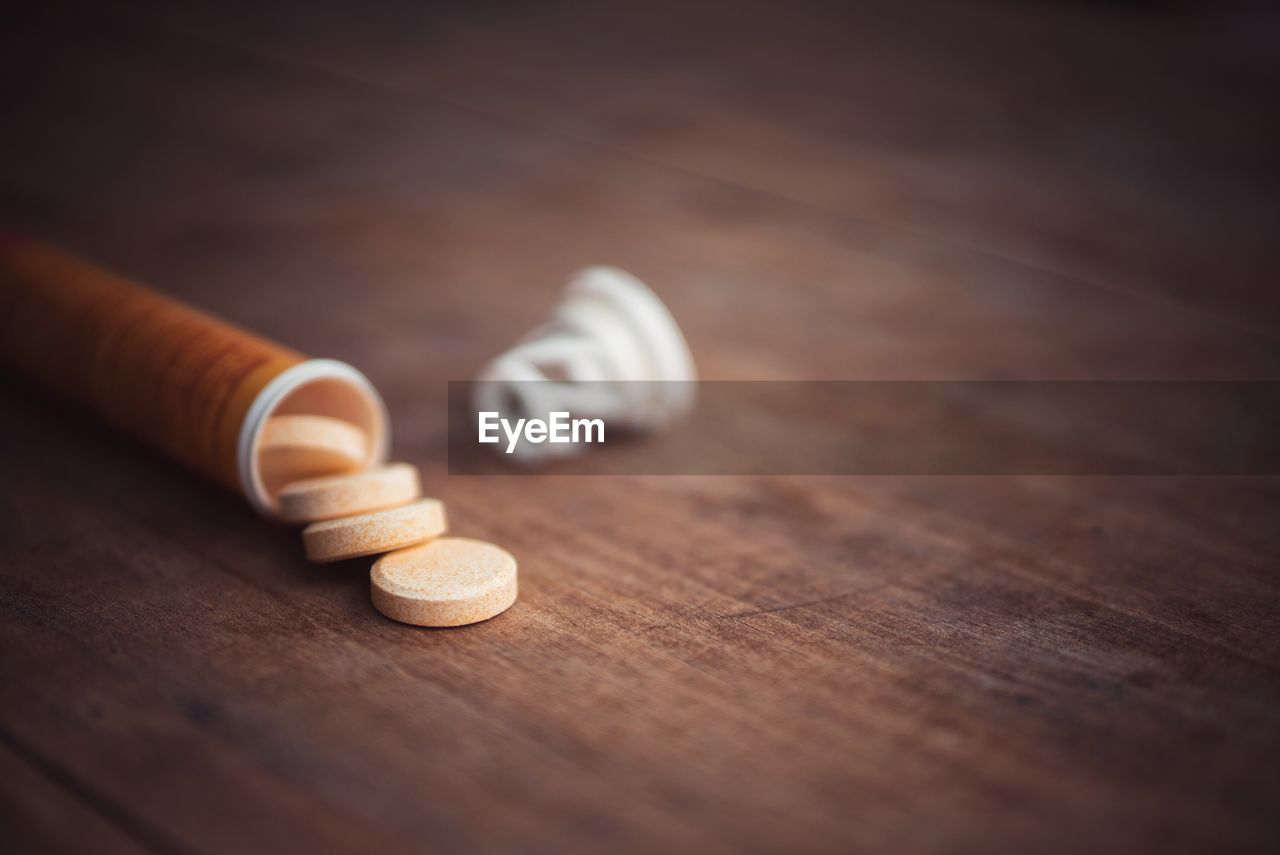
[237,358,390,518]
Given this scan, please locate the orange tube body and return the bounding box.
[0,236,304,491]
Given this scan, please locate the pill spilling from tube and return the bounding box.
[0,237,695,627]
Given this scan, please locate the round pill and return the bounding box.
[371,537,517,627]
[259,415,368,490]
[302,498,446,563]
[277,462,422,523]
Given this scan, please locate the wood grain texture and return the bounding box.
[1,1,1278,853]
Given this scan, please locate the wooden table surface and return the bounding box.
[2,1,1278,852]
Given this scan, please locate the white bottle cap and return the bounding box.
[474,266,696,461]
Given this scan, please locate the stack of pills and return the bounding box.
[261,415,517,627]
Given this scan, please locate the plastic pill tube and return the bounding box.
[0,236,388,518]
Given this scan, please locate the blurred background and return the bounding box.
[2,1,1278,853]
[5,0,1279,395]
